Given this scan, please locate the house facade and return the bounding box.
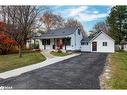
[32,27,83,51]
[28,27,115,53]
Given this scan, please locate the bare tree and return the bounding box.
[0,6,42,57]
[65,18,87,36]
[40,11,65,32]
[94,22,109,33]
[65,18,79,27]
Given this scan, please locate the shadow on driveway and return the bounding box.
[0,53,108,89]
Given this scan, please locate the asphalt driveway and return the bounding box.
[0,53,108,89]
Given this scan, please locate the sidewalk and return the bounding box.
[0,53,80,79]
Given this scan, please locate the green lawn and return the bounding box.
[0,52,46,73]
[50,51,69,56]
[108,51,127,89]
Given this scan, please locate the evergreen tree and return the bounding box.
[107,6,127,44]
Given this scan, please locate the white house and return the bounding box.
[29,27,115,53]
[32,27,83,51]
[81,31,115,53]
[121,40,127,51]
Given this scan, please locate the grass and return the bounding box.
[50,51,69,56]
[0,52,46,73]
[108,51,127,89]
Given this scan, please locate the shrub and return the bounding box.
[31,43,39,49]
[57,50,62,53]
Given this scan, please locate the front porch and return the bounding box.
[39,38,71,51]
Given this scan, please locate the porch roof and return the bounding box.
[33,27,78,39]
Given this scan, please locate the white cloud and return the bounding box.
[93,11,99,14]
[52,6,109,22]
[77,13,108,21]
[63,6,108,22]
[67,6,88,17]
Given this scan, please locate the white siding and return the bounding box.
[38,39,43,50]
[81,43,91,52]
[62,28,83,51]
[92,32,115,53]
[123,44,127,51]
[75,29,82,50]
[66,34,75,50]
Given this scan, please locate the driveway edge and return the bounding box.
[99,54,112,89]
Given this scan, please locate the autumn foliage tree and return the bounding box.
[0,6,41,57]
[0,21,17,55]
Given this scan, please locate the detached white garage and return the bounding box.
[81,31,115,53]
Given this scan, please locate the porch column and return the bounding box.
[29,39,32,49]
[65,38,66,50]
[54,38,55,49]
[33,39,35,49]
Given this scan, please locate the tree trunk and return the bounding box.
[19,45,22,58]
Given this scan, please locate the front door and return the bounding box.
[92,42,97,51]
[57,38,63,49]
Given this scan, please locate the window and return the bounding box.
[85,42,88,45]
[62,39,65,44]
[42,39,50,45]
[66,38,71,46]
[42,39,45,45]
[78,29,80,35]
[103,42,107,46]
[81,42,88,45]
[26,40,31,43]
[46,39,50,45]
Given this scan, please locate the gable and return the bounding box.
[90,32,114,42]
[92,32,114,42]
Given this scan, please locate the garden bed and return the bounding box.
[50,51,70,56]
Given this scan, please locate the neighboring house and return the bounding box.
[121,40,127,51]
[81,31,115,53]
[27,27,115,53]
[123,44,127,51]
[32,27,83,51]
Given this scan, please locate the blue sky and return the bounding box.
[44,6,112,33]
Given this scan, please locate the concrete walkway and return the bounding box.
[0,53,80,79]
[41,50,55,59]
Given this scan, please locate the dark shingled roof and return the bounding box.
[81,37,89,42]
[33,27,78,39]
[121,40,127,44]
[81,31,102,42]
